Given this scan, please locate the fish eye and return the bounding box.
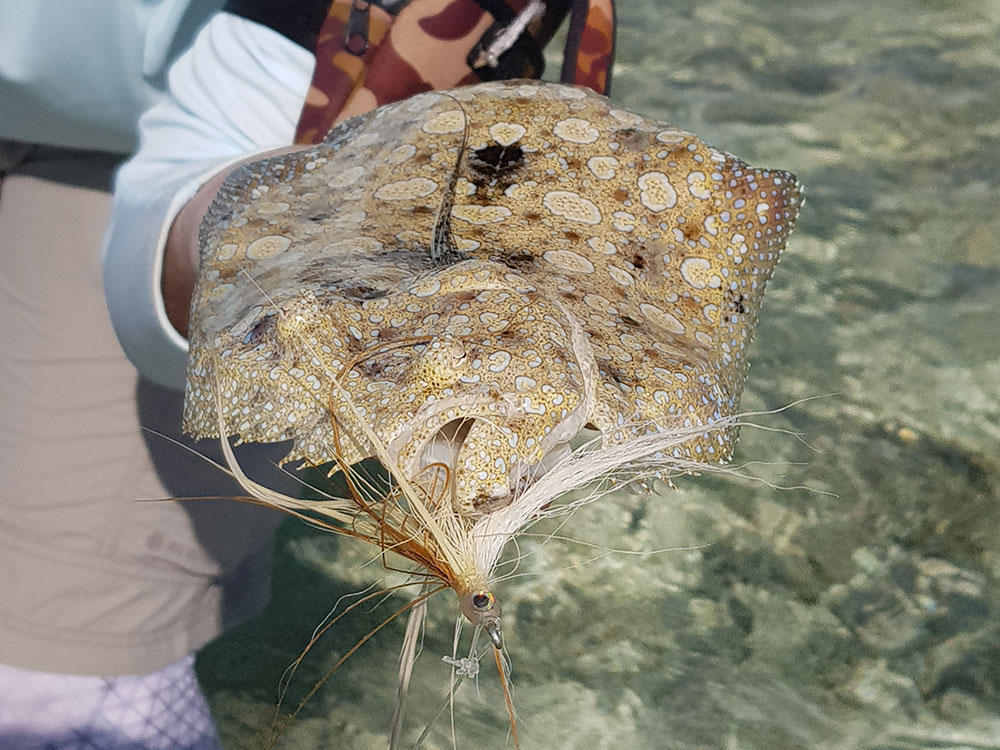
[471,591,495,611]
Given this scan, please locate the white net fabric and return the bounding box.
[0,655,220,750]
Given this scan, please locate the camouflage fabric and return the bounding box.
[294,0,616,144]
[562,0,614,94]
[294,0,396,145]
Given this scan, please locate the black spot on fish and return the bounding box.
[242,313,276,347]
[603,365,634,387]
[616,127,649,151]
[499,251,534,270]
[357,353,391,379]
[340,284,388,300]
[724,288,749,319]
[470,143,524,176]
[468,143,525,195]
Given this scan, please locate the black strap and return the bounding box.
[469,0,516,24]
[223,0,333,50]
[468,24,547,81]
[467,0,573,83]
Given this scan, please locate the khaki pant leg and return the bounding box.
[0,168,285,676]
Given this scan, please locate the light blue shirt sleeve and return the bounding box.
[0,0,224,152]
[102,13,314,389]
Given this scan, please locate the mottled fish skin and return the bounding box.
[184,80,801,514]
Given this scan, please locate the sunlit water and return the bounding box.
[199,2,1000,747]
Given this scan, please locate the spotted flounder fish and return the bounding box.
[184,79,800,514]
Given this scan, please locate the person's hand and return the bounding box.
[161,145,308,337]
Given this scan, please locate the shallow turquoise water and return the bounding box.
[199,2,1000,747]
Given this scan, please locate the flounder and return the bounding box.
[185,79,800,517]
[183,79,801,743]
